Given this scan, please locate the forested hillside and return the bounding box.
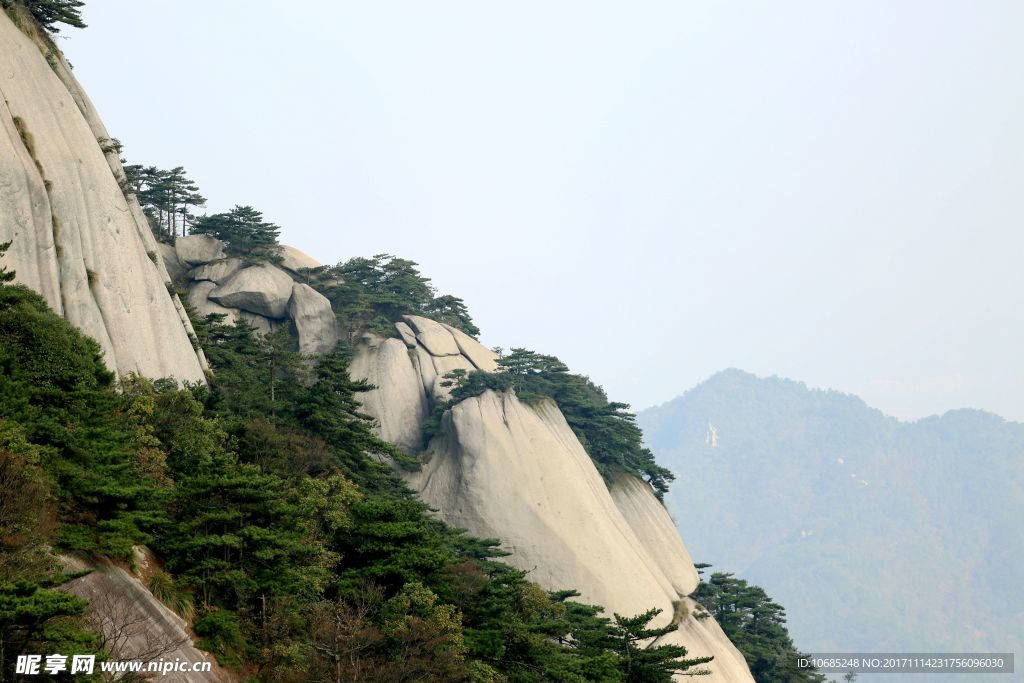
[639,369,1024,663]
[0,242,720,681]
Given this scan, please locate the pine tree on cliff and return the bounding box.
[0,241,14,282]
[192,205,281,261]
[3,0,86,32]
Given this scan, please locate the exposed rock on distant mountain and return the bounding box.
[639,368,1024,661]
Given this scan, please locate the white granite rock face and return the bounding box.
[430,353,477,400]
[156,242,188,286]
[175,235,225,267]
[350,336,429,454]
[408,392,754,682]
[403,315,461,356]
[610,474,700,597]
[288,282,339,356]
[61,554,234,683]
[395,321,418,347]
[187,281,239,323]
[209,263,294,318]
[441,323,499,371]
[189,258,243,284]
[347,317,755,682]
[0,13,205,383]
[238,311,275,334]
[278,244,321,272]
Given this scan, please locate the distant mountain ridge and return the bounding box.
[638,369,1024,662]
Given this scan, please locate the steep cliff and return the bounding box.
[351,321,755,681]
[0,9,754,677]
[0,9,205,383]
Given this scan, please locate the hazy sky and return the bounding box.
[63,1,1024,421]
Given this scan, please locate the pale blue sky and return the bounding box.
[64,1,1024,421]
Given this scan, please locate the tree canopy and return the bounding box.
[431,348,676,497]
[191,205,282,262]
[121,164,206,239]
[2,0,85,32]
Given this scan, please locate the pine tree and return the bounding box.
[192,205,281,260]
[0,242,14,283]
[4,0,86,32]
[607,608,713,681]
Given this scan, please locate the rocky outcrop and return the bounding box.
[209,263,294,319]
[189,257,243,284]
[404,315,462,356]
[175,234,225,267]
[187,281,239,323]
[61,553,234,683]
[287,283,340,356]
[168,239,341,357]
[350,322,755,682]
[409,392,751,681]
[0,11,206,383]
[277,244,321,272]
[350,336,429,454]
[610,473,700,597]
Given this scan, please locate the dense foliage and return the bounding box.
[1,0,85,32]
[121,164,206,239]
[693,567,824,683]
[305,253,480,341]
[430,349,675,497]
[191,206,282,262]
[0,250,711,681]
[638,368,1024,659]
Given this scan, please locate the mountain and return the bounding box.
[0,6,756,680]
[638,369,1024,662]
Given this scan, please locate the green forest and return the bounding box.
[0,241,716,681]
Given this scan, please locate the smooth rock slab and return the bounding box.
[61,554,232,683]
[209,263,294,319]
[239,311,275,335]
[0,14,206,384]
[175,234,225,266]
[403,315,461,356]
[156,242,188,287]
[278,244,321,272]
[431,354,476,400]
[349,336,429,454]
[288,282,339,355]
[189,257,243,284]
[187,281,239,324]
[610,474,700,596]
[395,321,418,348]
[441,323,499,372]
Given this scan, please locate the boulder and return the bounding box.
[209,263,294,319]
[278,244,321,272]
[175,234,225,267]
[189,257,243,284]
[441,323,499,372]
[414,345,438,397]
[187,281,239,323]
[239,311,275,335]
[0,15,205,383]
[431,354,476,400]
[287,283,340,355]
[156,242,188,286]
[403,315,460,356]
[349,336,429,454]
[395,321,418,347]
